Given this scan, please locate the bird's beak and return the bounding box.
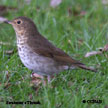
[4,20,13,24]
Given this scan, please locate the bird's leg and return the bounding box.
[31,73,46,86]
[32,73,54,85]
[32,73,43,78]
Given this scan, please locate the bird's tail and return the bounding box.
[77,64,97,72]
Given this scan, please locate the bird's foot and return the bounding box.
[31,73,54,86]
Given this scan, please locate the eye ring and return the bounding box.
[17,20,21,24]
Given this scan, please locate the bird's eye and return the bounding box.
[17,20,21,24]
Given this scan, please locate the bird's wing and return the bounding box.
[36,47,83,65]
[27,34,96,72]
[27,34,83,66]
[34,48,96,72]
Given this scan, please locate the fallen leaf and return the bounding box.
[50,0,62,8]
[0,17,8,23]
[85,44,108,57]
[85,51,102,57]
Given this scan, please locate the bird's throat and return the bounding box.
[16,34,28,47]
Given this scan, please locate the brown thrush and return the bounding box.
[5,16,96,81]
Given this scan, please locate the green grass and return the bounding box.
[0,0,108,108]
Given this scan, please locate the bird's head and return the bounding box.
[5,16,38,37]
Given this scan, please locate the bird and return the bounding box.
[5,16,96,82]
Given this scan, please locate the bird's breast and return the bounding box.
[17,43,37,70]
[17,40,71,75]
